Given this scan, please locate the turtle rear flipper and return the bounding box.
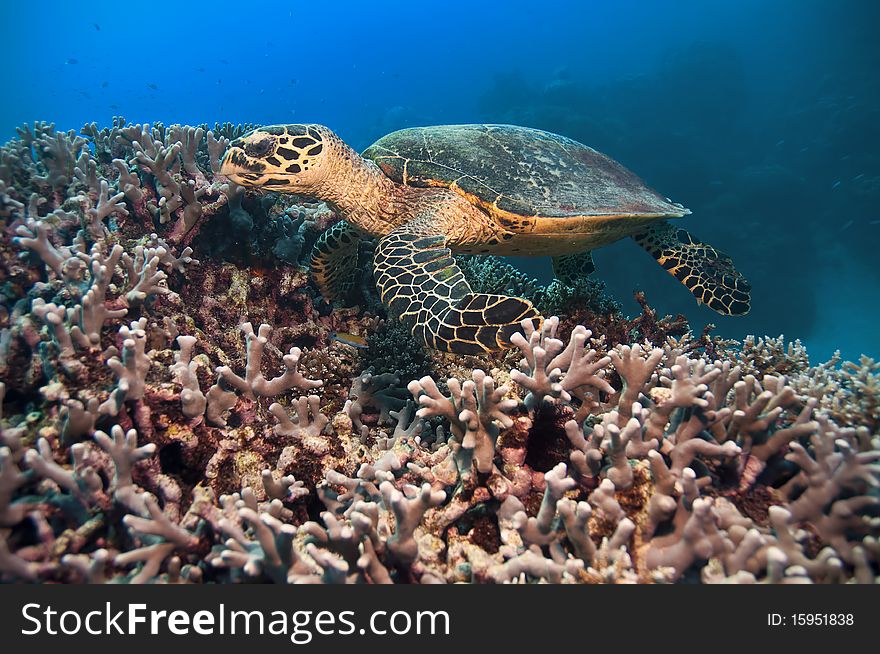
[552,250,595,285]
[632,221,751,316]
[375,219,542,354]
[311,221,363,304]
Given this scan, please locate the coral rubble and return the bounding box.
[0,118,877,584]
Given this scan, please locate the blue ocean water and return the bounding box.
[2,0,877,361]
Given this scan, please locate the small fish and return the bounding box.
[869,220,880,225]
[101,81,109,88]
[841,220,854,231]
[832,181,841,189]
[93,23,100,31]
[331,332,368,349]
[196,67,205,73]
[220,58,229,64]
[109,104,119,109]
[65,58,78,65]
[147,83,158,90]
[775,139,784,146]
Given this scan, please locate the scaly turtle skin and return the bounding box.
[220,124,751,353]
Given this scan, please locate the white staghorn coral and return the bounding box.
[409,368,517,476]
[171,335,206,419]
[216,322,322,398]
[206,322,323,427]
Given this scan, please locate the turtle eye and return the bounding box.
[244,137,274,158]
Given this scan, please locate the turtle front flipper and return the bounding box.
[632,220,751,316]
[552,250,595,285]
[311,221,363,304]
[375,219,542,354]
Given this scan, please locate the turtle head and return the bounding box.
[220,124,332,192]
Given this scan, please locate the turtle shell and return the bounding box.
[363,124,688,225]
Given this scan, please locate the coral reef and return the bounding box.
[0,118,877,584]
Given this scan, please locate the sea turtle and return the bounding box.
[220,124,750,354]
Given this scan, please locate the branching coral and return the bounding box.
[510,317,613,416]
[216,322,322,399]
[270,395,331,454]
[171,335,206,418]
[409,369,516,477]
[206,322,322,427]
